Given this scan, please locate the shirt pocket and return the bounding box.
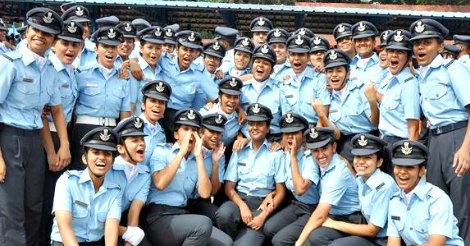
[329,107,341,122]
[112,85,125,99]
[72,203,89,221]
[83,86,101,97]
[13,80,40,109]
[97,211,108,223]
[382,96,400,110]
[426,83,448,101]
[60,81,73,99]
[237,162,250,176]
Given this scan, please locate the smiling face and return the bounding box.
[353,154,383,181]
[288,52,309,74]
[203,54,221,74]
[177,45,200,71]
[393,164,425,193]
[412,38,442,67]
[271,43,287,64]
[142,97,166,124]
[252,58,272,81]
[95,43,118,69]
[141,42,162,68]
[82,148,114,178]
[118,136,146,164]
[248,121,269,143]
[387,49,409,75]
[311,142,336,169]
[234,50,251,70]
[117,37,135,59]
[337,36,354,55]
[219,93,239,115]
[26,26,55,56]
[53,38,82,64]
[378,48,388,69]
[252,31,268,45]
[354,36,375,58]
[326,66,349,91]
[200,128,222,150]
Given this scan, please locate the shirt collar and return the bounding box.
[362,169,384,190]
[245,139,269,151]
[410,178,430,201]
[48,51,67,72]
[321,153,341,176]
[22,47,40,66]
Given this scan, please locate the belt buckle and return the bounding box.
[435,126,443,135]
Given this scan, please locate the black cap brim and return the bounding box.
[288,47,310,53]
[392,158,425,166]
[175,120,201,128]
[324,61,349,69]
[203,124,224,133]
[234,47,252,54]
[204,51,224,59]
[410,34,441,41]
[351,148,380,156]
[97,39,122,46]
[306,137,332,149]
[310,47,328,53]
[143,92,169,102]
[123,34,136,39]
[120,132,148,137]
[165,39,177,45]
[353,33,375,39]
[83,143,116,151]
[143,38,165,45]
[27,21,60,35]
[251,27,270,32]
[219,88,241,96]
[335,33,352,41]
[246,115,270,122]
[178,41,203,50]
[57,35,83,43]
[280,126,304,133]
[386,45,410,51]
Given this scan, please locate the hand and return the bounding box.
[247,214,266,230]
[453,146,470,177]
[363,81,377,102]
[122,226,145,246]
[41,106,51,118]
[269,141,282,152]
[204,101,215,110]
[118,60,130,80]
[321,217,336,229]
[312,63,325,73]
[258,193,274,213]
[168,52,175,59]
[289,135,298,157]
[240,203,253,225]
[237,108,246,125]
[193,132,204,158]
[215,70,224,80]
[47,151,58,172]
[311,98,325,117]
[129,60,144,81]
[233,138,249,152]
[179,131,192,156]
[56,145,71,171]
[0,156,6,183]
[295,240,304,246]
[212,142,225,163]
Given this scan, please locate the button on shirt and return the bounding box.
[357,169,398,238]
[0,49,61,129]
[50,169,122,243]
[349,53,381,86]
[379,68,420,138]
[75,64,131,118]
[224,140,286,197]
[106,156,151,211]
[318,154,360,215]
[158,53,218,110]
[329,79,376,135]
[417,55,470,128]
[387,179,464,245]
[284,150,320,205]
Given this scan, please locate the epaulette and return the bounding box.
[65,170,80,178]
[1,51,21,62]
[444,59,455,69]
[403,76,414,83]
[375,182,385,191]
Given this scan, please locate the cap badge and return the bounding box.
[358,22,366,32]
[155,28,162,37]
[166,29,173,37]
[261,45,269,54]
[213,42,220,51]
[273,29,281,37]
[299,28,306,36]
[309,128,318,139]
[285,113,294,124]
[75,7,84,17]
[329,50,338,60]
[188,32,196,42]
[100,129,111,141]
[338,24,345,33]
[401,142,413,155]
[415,21,425,33]
[67,22,77,33]
[358,135,368,146]
[313,37,321,45]
[156,82,165,92]
[215,114,223,124]
[187,110,196,120]
[252,104,260,114]
[382,31,389,41]
[124,23,132,32]
[107,28,116,39]
[43,12,54,24]
[394,31,404,42]
[134,118,143,129]
[257,17,265,26]
[242,38,250,47]
[295,35,304,45]
[229,78,238,87]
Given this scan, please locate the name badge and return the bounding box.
[61,83,70,88]
[74,200,88,208]
[238,162,246,167]
[285,94,294,99]
[85,83,98,87]
[22,78,34,83]
[330,109,338,113]
[391,215,400,221]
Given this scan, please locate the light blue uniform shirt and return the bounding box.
[224,140,286,197]
[148,143,200,207]
[48,52,78,124]
[200,103,240,147]
[349,53,382,86]
[329,79,376,135]
[50,169,122,243]
[240,77,282,135]
[458,54,470,70]
[356,169,398,238]
[278,66,331,124]
[159,53,218,110]
[106,156,151,211]
[374,67,389,94]
[187,147,226,199]
[319,154,360,215]
[0,43,12,55]
[132,55,163,115]
[192,69,220,111]
[284,150,320,205]
[387,179,464,245]
[417,55,470,128]
[219,48,235,74]
[271,60,291,85]
[73,38,96,69]
[140,113,166,168]
[75,64,131,118]
[0,49,61,129]
[379,68,420,138]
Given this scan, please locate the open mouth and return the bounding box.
[95,161,106,169]
[292,62,302,70]
[136,149,145,155]
[225,102,235,112]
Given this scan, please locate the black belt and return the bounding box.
[431,121,467,136]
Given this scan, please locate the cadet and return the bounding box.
[309,36,330,72]
[162,23,179,54]
[224,37,254,78]
[158,30,218,141]
[239,44,283,142]
[332,23,355,59]
[71,26,131,170]
[250,16,273,46]
[277,34,330,127]
[108,116,150,246]
[216,103,286,246]
[313,49,379,163]
[263,113,320,246]
[374,30,392,101]
[350,21,382,86]
[128,18,152,59]
[387,140,464,246]
[379,30,420,174]
[453,34,470,67]
[267,28,290,82]
[0,8,71,245]
[322,134,398,246]
[146,109,232,246]
[114,21,136,66]
[216,26,239,76]
[0,19,13,54]
[140,80,171,167]
[296,127,361,246]
[410,18,470,244]
[442,44,461,60]
[50,127,122,245]
[41,19,83,246]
